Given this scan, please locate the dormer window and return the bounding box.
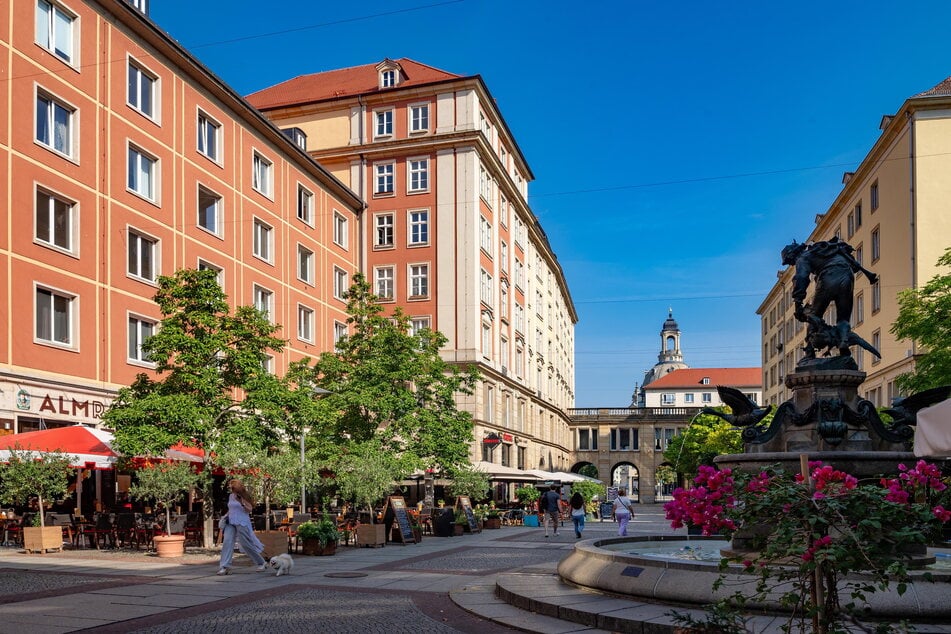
[376,59,403,89]
[702,377,710,385]
[381,70,396,87]
[282,127,307,150]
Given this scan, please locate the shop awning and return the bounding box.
[525,469,603,484]
[472,461,542,481]
[0,424,118,468]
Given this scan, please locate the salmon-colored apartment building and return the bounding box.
[0,0,362,434]
[247,59,579,479]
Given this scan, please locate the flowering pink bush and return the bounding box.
[663,465,737,535]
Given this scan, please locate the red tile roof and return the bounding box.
[246,58,464,110]
[913,76,951,98]
[644,368,761,390]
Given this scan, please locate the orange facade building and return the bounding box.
[247,59,579,476]
[0,0,362,434]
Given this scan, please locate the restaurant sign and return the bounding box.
[9,385,110,423]
[501,433,514,443]
[482,433,501,446]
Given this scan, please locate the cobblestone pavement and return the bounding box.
[0,505,680,633]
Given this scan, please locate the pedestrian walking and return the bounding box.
[612,488,634,536]
[542,484,562,537]
[570,491,586,538]
[217,478,267,575]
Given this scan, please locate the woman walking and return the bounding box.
[569,491,586,538]
[612,488,634,537]
[217,479,267,575]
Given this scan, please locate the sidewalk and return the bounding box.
[0,508,672,633]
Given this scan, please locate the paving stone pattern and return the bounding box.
[0,569,114,596]
[130,589,463,634]
[391,547,565,574]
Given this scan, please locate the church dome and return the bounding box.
[662,309,679,332]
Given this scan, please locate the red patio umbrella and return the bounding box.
[0,424,118,468]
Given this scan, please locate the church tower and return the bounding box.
[632,310,689,405]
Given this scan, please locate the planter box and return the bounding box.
[453,524,465,536]
[23,526,63,553]
[356,523,386,547]
[254,530,289,558]
[484,517,502,529]
[300,538,336,556]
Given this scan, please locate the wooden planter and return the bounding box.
[23,526,63,553]
[300,538,337,556]
[453,523,465,536]
[254,530,289,558]
[484,517,502,529]
[356,523,386,547]
[153,534,186,558]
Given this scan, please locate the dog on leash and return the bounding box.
[268,553,294,577]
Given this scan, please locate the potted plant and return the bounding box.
[0,446,73,553]
[453,509,467,536]
[484,509,502,529]
[297,519,339,556]
[129,460,200,557]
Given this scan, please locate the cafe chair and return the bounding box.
[86,513,116,549]
[114,513,139,549]
[183,512,203,546]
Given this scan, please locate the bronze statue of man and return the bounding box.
[781,237,878,359]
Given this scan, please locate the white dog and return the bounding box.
[268,553,294,577]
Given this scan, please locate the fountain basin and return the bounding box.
[557,535,951,618]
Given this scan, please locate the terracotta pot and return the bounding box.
[453,524,465,536]
[154,534,186,558]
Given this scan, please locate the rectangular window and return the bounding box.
[409,317,430,335]
[855,203,862,229]
[375,163,394,194]
[375,109,393,138]
[702,392,712,403]
[847,212,855,238]
[36,286,73,345]
[36,91,73,157]
[871,227,880,262]
[253,285,272,319]
[855,244,863,266]
[197,111,220,162]
[334,321,348,344]
[408,158,429,192]
[333,267,348,300]
[333,211,348,248]
[197,186,222,236]
[872,279,881,314]
[197,260,223,286]
[870,181,879,211]
[410,104,429,132]
[684,393,694,403]
[661,393,675,405]
[297,305,313,342]
[482,322,492,357]
[578,429,592,451]
[252,152,273,197]
[127,145,156,201]
[297,185,313,225]
[127,230,157,282]
[375,266,394,300]
[284,127,306,150]
[36,0,75,64]
[252,219,272,262]
[35,188,73,251]
[127,58,157,119]
[408,209,428,245]
[480,216,493,254]
[297,245,314,284]
[409,264,429,298]
[480,269,493,306]
[872,330,881,364]
[854,292,864,325]
[381,70,396,87]
[375,213,394,247]
[128,316,154,363]
[610,428,636,451]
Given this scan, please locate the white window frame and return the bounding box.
[334,321,348,344]
[197,259,223,287]
[297,184,314,225]
[35,88,75,159]
[333,211,349,249]
[374,212,395,248]
[35,185,76,254]
[374,108,394,139]
[35,284,75,347]
[197,185,222,237]
[380,69,396,88]
[127,314,156,365]
[374,162,395,195]
[661,393,675,405]
[127,144,158,202]
[409,263,429,299]
[252,151,273,198]
[253,284,273,320]
[252,218,273,263]
[408,209,429,246]
[127,56,159,121]
[480,216,493,255]
[197,110,221,163]
[333,267,348,301]
[407,157,429,193]
[374,266,395,301]
[127,228,158,283]
[297,304,314,343]
[409,103,429,133]
[684,393,695,404]
[297,244,314,285]
[35,0,77,65]
[702,392,713,403]
[482,321,492,359]
[409,317,431,335]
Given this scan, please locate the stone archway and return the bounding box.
[570,461,599,480]
[611,462,640,503]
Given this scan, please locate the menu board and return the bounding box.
[455,495,480,533]
[385,496,416,544]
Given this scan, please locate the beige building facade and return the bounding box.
[760,79,951,407]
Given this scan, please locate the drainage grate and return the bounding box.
[323,571,369,578]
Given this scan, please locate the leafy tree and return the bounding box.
[514,486,540,506]
[578,463,600,480]
[892,246,951,393]
[103,269,295,546]
[447,464,491,502]
[663,412,743,478]
[655,464,677,489]
[310,274,480,472]
[128,461,201,535]
[332,439,417,523]
[570,479,603,505]
[0,447,73,528]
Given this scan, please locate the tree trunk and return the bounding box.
[38,494,46,528]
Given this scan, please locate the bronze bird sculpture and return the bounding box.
[883,385,951,427]
[702,385,774,427]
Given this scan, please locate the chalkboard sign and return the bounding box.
[455,495,480,533]
[385,496,416,545]
[599,502,614,522]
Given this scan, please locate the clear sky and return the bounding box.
[150,0,951,408]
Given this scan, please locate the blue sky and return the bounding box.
[151,1,951,407]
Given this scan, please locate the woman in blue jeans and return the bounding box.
[217,479,267,575]
[612,488,634,536]
[569,491,586,538]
